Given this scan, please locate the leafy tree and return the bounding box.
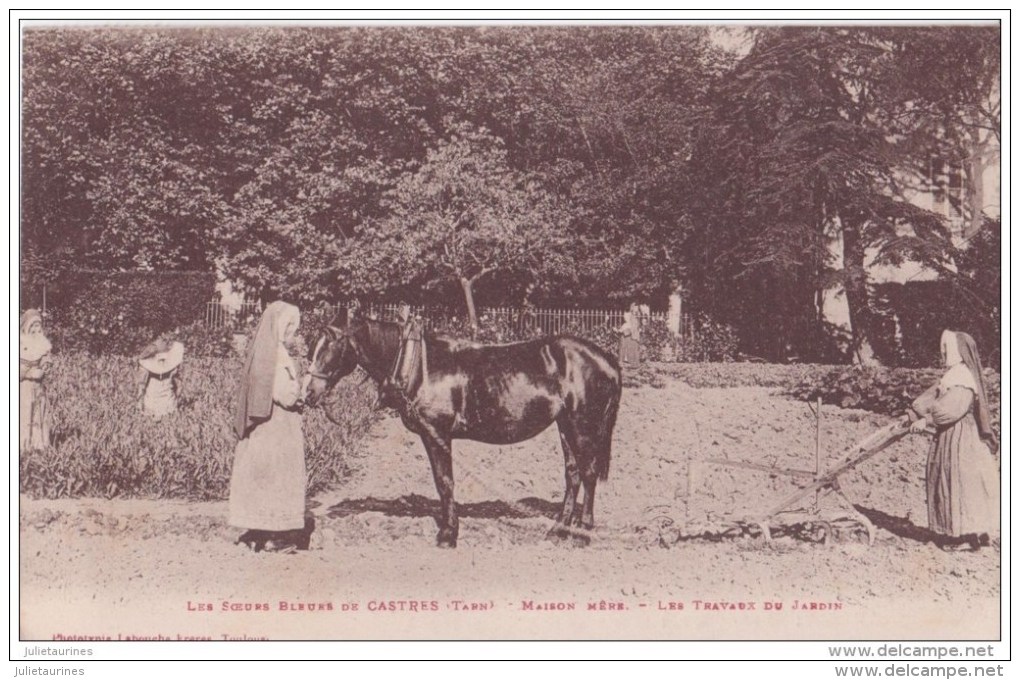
[207,27,448,302]
[20,24,997,362]
[21,26,721,308]
[950,215,1000,364]
[22,29,238,270]
[363,125,573,330]
[875,26,1000,240]
[686,26,951,363]
[492,27,725,303]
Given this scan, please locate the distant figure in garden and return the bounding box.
[19,309,52,451]
[907,330,999,552]
[396,301,412,325]
[136,339,184,418]
[229,301,310,553]
[618,304,642,366]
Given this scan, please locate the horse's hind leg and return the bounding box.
[564,442,601,547]
[569,424,609,546]
[575,472,597,546]
[547,418,582,542]
[421,434,458,548]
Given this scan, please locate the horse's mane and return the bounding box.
[361,317,402,346]
[347,316,595,356]
[359,319,474,354]
[435,336,546,351]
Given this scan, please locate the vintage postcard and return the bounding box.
[13,11,1006,665]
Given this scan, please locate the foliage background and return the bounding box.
[20,25,1000,365]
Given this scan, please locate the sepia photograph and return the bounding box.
[11,10,1007,670]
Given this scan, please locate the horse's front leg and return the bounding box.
[421,433,458,548]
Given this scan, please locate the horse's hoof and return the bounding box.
[545,527,570,543]
[436,531,458,548]
[571,533,591,548]
[237,530,267,552]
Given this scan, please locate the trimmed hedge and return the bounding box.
[650,362,999,433]
[789,365,1000,435]
[642,316,739,363]
[651,362,842,389]
[644,360,995,436]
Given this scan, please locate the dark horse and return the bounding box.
[304,310,622,548]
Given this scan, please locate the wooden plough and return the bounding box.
[685,400,912,546]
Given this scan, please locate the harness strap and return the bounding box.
[383,316,428,404]
[419,323,428,387]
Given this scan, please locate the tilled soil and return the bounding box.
[19,381,1000,641]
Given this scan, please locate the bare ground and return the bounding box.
[19,380,1000,641]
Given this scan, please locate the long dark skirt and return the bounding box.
[618,337,641,365]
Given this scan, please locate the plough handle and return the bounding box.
[760,420,911,519]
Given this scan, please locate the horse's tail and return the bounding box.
[594,362,622,482]
[558,337,621,481]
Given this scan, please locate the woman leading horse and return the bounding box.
[305,309,622,548]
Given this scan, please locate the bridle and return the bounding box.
[306,324,372,424]
[307,325,345,381]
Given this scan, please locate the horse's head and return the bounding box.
[304,310,361,407]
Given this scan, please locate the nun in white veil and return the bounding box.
[229,301,309,553]
[19,310,52,451]
[908,330,999,551]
